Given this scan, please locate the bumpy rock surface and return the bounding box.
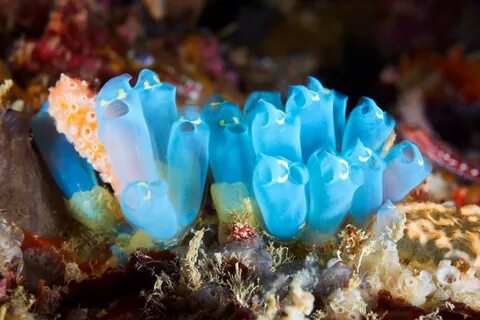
[0,109,66,236]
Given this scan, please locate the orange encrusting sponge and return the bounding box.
[48,74,120,192]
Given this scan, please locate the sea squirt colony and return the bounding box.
[33,70,432,242]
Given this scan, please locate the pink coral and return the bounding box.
[9,0,110,82]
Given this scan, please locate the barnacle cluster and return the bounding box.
[37,70,431,244]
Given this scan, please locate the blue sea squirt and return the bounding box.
[207,77,431,241]
[95,70,210,241]
[39,71,430,244]
[32,103,122,232]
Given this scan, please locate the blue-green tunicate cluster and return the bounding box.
[95,70,209,241]
[33,70,431,242]
[206,76,431,240]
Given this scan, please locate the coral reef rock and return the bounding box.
[0,109,66,237]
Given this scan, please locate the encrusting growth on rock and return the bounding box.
[48,74,120,191]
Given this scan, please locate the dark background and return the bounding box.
[2,0,480,149]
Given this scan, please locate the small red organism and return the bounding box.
[453,187,467,207]
[231,223,255,242]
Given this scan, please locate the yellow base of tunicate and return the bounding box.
[67,186,122,232]
[210,182,260,242]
